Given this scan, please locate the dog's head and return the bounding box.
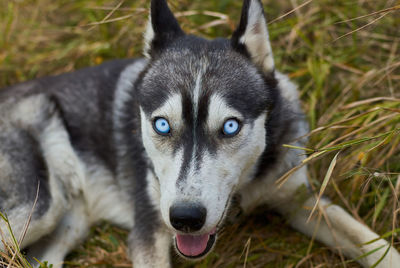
[137,0,278,259]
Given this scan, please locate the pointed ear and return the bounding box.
[143,0,184,58]
[231,0,274,74]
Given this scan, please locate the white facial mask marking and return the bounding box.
[141,92,267,233]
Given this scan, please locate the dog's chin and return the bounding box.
[174,230,217,260]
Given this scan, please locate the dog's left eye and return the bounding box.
[222,119,240,136]
[153,117,171,135]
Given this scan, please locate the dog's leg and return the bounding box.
[240,166,400,267]
[1,95,85,252]
[287,196,400,267]
[123,169,172,268]
[128,228,172,268]
[0,94,88,266]
[27,197,89,268]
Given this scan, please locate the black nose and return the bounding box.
[169,203,207,233]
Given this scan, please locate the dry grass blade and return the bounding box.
[341,97,400,110]
[83,14,135,27]
[306,107,383,137]
[87,0,125,31]
[283,144,315,152]
[307,152,340,223]
[18,182,40,246]
[0,212,32,268]
[317,128,400,153]
[87,6,140,12]
[268,0,313,25]
[241,238,251,268]
[372,188,390,227]
[335,5,400,24]
[197,19,229,30]
[333,13,388,42]
[175,10,229,20]
[276,163,306,188]
[0,184,41,268]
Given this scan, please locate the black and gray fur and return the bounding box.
[0,0,399,267]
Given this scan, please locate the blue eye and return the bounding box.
[223,119,240,136]
[154,117,171,135]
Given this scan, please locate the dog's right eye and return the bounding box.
[153,117,171,135]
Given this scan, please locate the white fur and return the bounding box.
[275,71,300,104]
[192,71,203,121]
[239,0,274,73]
[143,16,155,58]
[39,110,85,199]
[10,94,49,126]
[82,160,134,228]
[207,94,244,130]
[157,147,184,231]
[150,94,183,132]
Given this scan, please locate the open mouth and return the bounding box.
[174,229,217,259]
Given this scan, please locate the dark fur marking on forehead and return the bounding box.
[181,90,194,127]
[222,73,277,120]
[136,63,173,117]
[197,90,217,156]
[176,95,194,188]
[176,91,198,186]
[175,87,217,186]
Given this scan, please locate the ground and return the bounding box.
[0,0,399,267]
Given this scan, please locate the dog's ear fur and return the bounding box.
[231,0,275,74]
[143,0,184,58]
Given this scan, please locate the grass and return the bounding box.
[0,0,399,267]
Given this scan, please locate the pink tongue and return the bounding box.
[176,233,210,257]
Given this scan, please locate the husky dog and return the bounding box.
[0,0,399,267]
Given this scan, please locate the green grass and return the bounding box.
[1,0,400,267]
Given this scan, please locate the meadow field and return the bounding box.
[0,0,399,267]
